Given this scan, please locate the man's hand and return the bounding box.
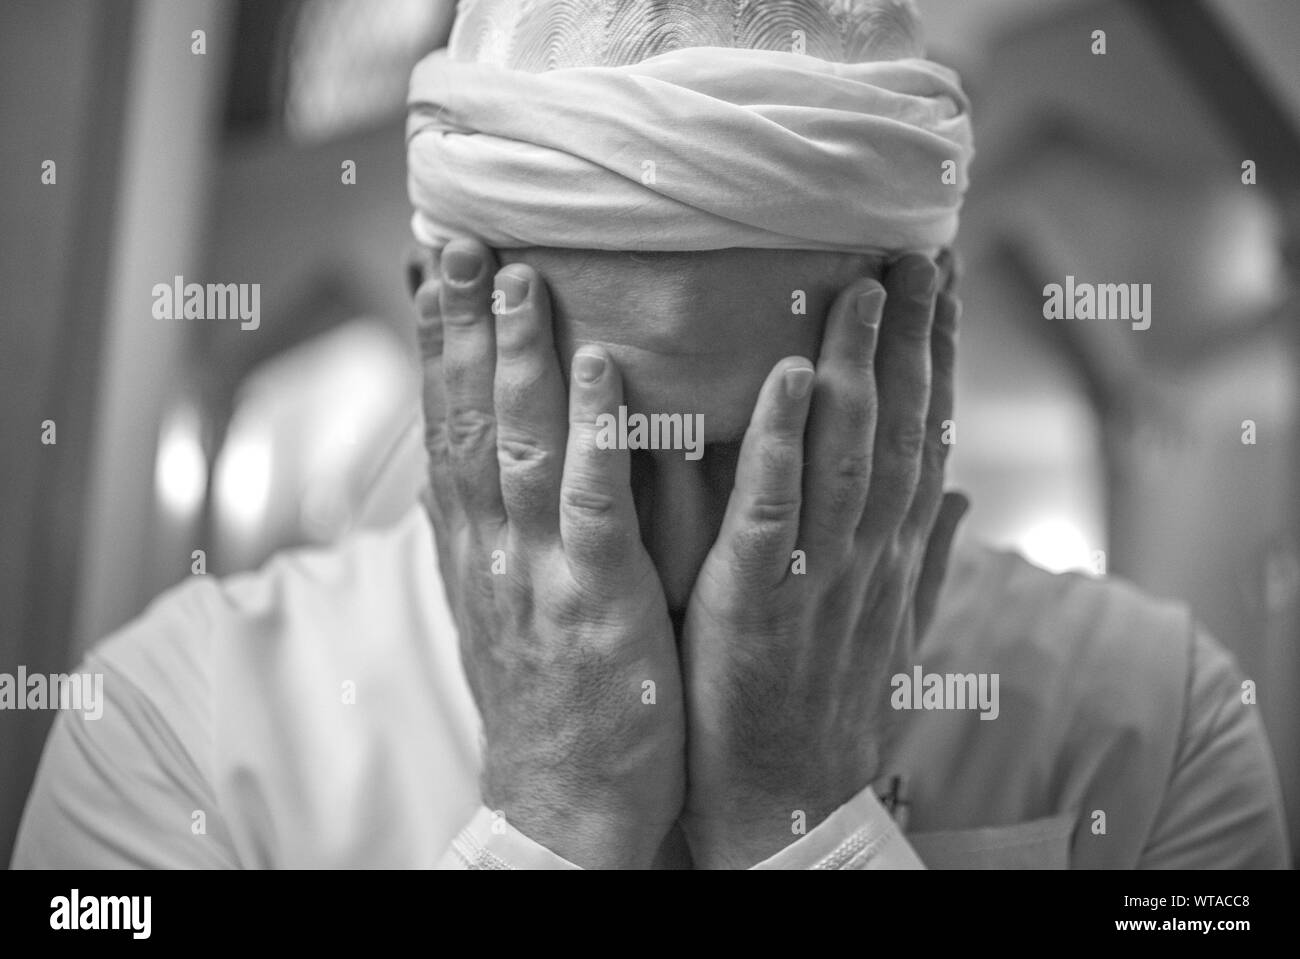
[679,254,967,868]
[415,239,685,869]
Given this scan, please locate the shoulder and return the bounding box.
[896,542,1190,856]
[906,541,1286,866]
[926,541,1193,732]
[14,507,460,868]
[93,505,437,700]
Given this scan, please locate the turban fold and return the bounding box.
[406,44,973,254]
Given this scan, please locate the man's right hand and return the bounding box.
[414,239,685,870]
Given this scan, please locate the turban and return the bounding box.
[406,1,974,254]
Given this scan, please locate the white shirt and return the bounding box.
[12,505,1289,868]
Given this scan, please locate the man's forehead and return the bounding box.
[498,247,887,328]
[495,246,887,444]
[504,246,887,285]
[406,244,924,444]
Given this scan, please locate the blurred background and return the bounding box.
[1,0,1297,866]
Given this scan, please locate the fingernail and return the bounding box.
[905,260,937,299]
[498,271,529,309]
[443,246,481,283]
[574,351,606,384]
[784,366,814,400]
[856,287,885,325]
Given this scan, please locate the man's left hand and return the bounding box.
[679,254,967,869]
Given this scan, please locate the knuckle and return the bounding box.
[744,492,800,526]
[825,451,871,513]
[442,302,486,329]
[561,482,619,518]
[416,313,444,357]
[755,437,801,477]
[446,408,495,452]
[885,419,927,460]
[567,412,602,439]
[498,441,556,514]
[497,433,551,467]
[832,449,872,487]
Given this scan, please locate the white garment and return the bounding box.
[12,506,1290,869]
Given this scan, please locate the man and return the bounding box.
[13,0,1288,869]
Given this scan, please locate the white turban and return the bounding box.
[406,1,974,254]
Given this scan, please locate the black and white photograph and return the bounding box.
[1,0,1297,934]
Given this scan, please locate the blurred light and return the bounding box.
[154,400,207,522]
[1014,517,1095,574]
[1202,192,1284,318]
[214,424,274,538]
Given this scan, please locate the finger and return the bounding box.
[492,264,567,543]
[560,347,642,583]
[416,278,477,596]
[912,490,969,639]
[414,274,463,537]
[440,238,506,528]
[901,290,960,546]
[420,483,463,602]
[857,254,937,548]
[936,247,961,296]
[715,356,816,588]
[406,243,438,300]
[800,278,885,565]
